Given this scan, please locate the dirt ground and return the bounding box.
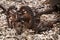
[0,0,60,40]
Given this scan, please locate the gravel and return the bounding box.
[0,0,60,40]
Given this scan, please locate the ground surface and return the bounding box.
[0,0,60,40]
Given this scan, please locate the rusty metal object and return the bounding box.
[0,4,60,34]
[18,6,34,29]
[6,6,17,28]
[6,6,34,34]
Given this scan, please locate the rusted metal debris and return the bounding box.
[0,4,60,34]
